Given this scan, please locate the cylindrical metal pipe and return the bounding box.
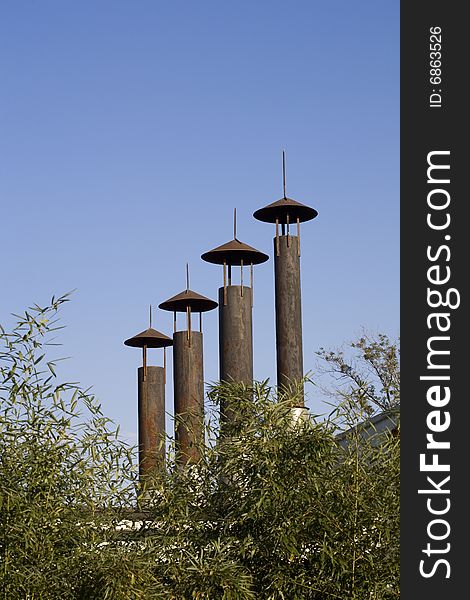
[218,285,253,423]
[273,234,304,404]
[137,365,165,480]
[173,330,205,464]
[218,285,253,385]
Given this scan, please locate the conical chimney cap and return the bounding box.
[124,327,173,348]
[201,238,269,266]
[159,289,218,313]
[253,196,318,224]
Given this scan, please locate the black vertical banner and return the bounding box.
[401,2,467,597]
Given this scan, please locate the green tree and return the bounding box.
[316,332,400,426]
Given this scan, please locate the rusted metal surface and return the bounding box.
[201,237,268,266]
[138,365,166,478]
[218,285,253,423]
[202,208,268,266]
[186,305,191,345]
[125,328,172,382]
[203,214,266,427]
[273,234,304,404]
[275,218,280,256]
[254,151,318,224]
[253,155,316,403]
[159,282,215,465]
[253,196,318,224]
[297,216,301,256]
[164,347,167,383]
[125,324,171,480]
[159,289,217,313]
[173,330,205,464]
[124,327,173,348]
[142,344,147,380]
[282,149,287,199]
[223,261,227,305]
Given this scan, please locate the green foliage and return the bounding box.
[136,381,399,599]
[316,332,400,426]
[0,294,137,599]
[1,297,399,598]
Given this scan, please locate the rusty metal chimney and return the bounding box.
[201,209,268,424]
[159,266,217,465]
[253,151,318,408]
[124,308,172,483]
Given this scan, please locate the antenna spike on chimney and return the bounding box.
[282,149,287,199]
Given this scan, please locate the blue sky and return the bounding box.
[0,1,399,444]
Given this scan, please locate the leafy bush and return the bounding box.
[137,381,399,599]
[0,294,137,599]
[1,297,399,599]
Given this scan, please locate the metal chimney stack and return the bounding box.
[253,152,318,405]
[159,268,217,465]
[201,209,268,424]
[124,311,172,483]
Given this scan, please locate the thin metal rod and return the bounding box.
[234,208,237,240]
[276,218,280,256]
[297,217,301,257]
[223,260,227,305]
[186,262,190,291]
[187,305,191,347]
[282,150,287,199]
[143,345,147,381]
[250,262,253,307]
[149,304,152,328]
[189,306,192,347]
[240,259,243,296]
[164,347,166,384]
[174,311,177,333]
[287,212,290,246]
[199,312,202,332]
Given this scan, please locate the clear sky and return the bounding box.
[0,1,399,445]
